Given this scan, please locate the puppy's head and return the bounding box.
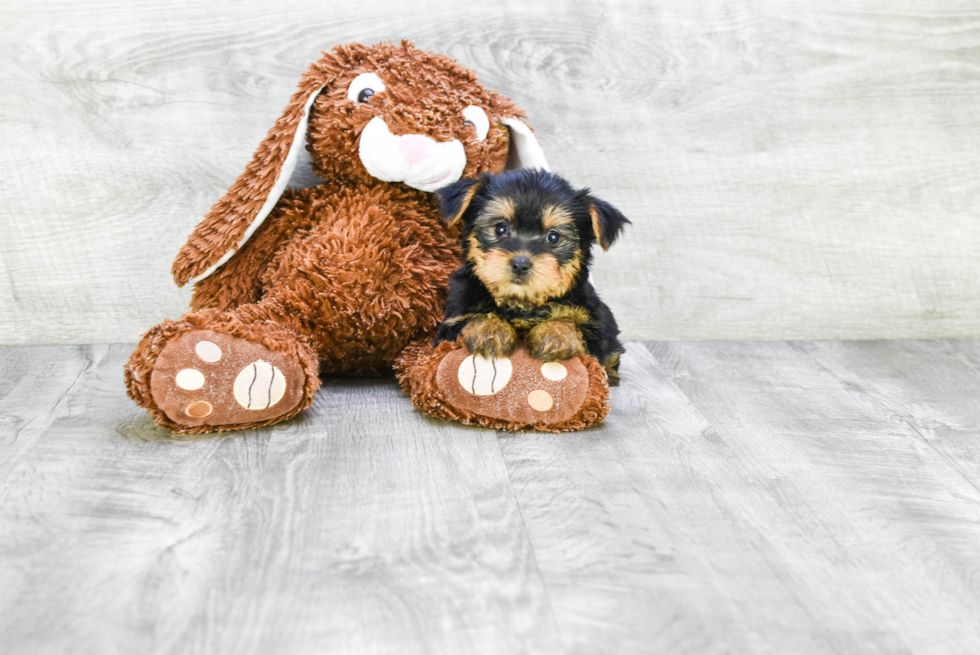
[437,170,630,308]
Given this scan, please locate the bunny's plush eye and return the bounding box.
[347,72,386,104]
[462,105,489,142]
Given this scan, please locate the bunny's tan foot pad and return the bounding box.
[395,340,611,432]
[149,330,307,429]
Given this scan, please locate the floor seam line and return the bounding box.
[492,430,569,655]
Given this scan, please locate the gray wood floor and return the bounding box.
[2,340,979,654]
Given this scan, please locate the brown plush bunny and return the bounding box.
[125,40,610,433]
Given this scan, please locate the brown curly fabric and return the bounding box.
[394,340,610,433]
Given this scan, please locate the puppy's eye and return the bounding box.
[546,230,561,245]
[347,72,386,104]
[462,105,490,141]
[494,222,509,237]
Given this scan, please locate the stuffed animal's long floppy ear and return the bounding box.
[501,118,550,172]
[589,197,631,251]
[436,177,483,227]
[171,75,328,286]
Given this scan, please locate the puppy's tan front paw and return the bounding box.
[527,319,587,362]
[462,314,517,359]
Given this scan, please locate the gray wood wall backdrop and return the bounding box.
[2,0,979,345]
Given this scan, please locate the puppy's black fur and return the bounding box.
[434,169,629,384]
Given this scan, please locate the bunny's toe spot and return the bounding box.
[195,340,223,362]
[527,389,554,412]
[175,369,205,390]
[540,362,567,381]
[185,401,213,418]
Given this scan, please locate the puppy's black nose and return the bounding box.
[510,255,532,276]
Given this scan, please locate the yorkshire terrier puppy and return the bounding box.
[434,169,630,384]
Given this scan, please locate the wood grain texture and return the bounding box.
[0,344,561,655]
[0,345,100,480]
[4,340,980,652]
[3,0,980,344]
[642,341,980,654]
[501,341,980,653]
[499,345,748,654]
[797,340,980,483]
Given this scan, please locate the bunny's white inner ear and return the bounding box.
[501,117,550,172]
[191,84,326,284]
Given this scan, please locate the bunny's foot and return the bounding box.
[126,312,319,434]
[395,340,610,432]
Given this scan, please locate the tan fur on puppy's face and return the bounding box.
[466,199,583,309]
[541,204,573,230]
[469,247,582,309]
[305,41,522,187]
[473,250,574,309]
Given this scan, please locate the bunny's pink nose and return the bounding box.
[398,134,435,165]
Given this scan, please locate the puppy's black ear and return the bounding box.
[436,178,482,227]
[589,197,630,250]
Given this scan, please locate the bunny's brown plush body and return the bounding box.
[125,41,610,433]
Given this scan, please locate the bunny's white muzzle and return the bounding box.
[358,117,467,192]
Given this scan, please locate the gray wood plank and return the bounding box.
[499,344,759,655]
[797,340,980,483]
[6,340,980,654]
[4,0,980,344]
[501,341,980,654]
[644,341,980,654]
[0,345,561,655]
[0,345,101,480]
